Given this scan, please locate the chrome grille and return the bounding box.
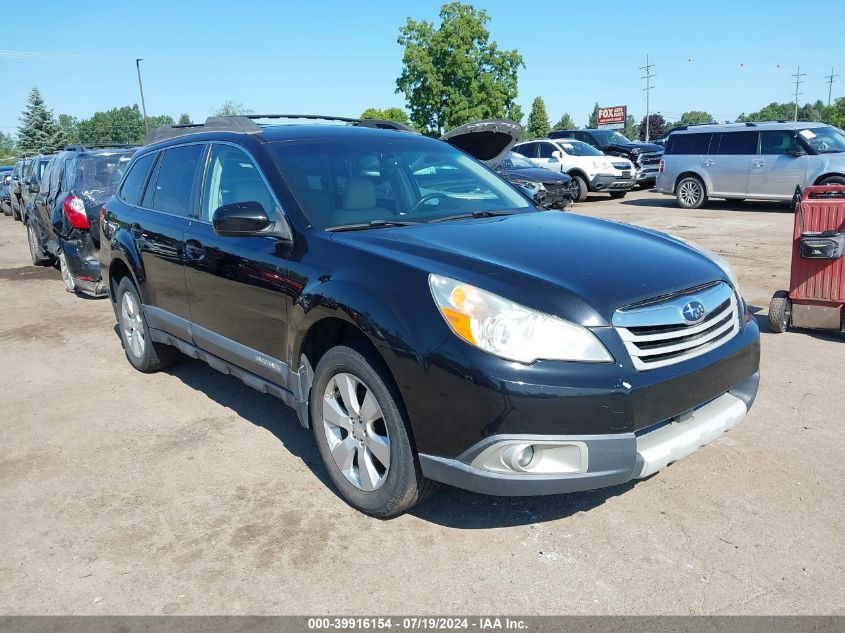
[637,152,662,166]
[612,282,740,370]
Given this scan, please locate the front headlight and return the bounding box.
[592,161,611,170]
[428,274,613,364]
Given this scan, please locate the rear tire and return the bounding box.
[311,344,435,518]
[116,277,179,372]
[818,175,845,186]
[768,290,791,333]
[570,174,588,203]
[676,176,707,209]
[27,220,52,266]
[609,191,628,199]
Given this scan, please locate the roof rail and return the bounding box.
[144,114,417,145]
[64,143,140,152]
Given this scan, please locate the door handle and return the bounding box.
[752,160,765,167]
[703,160,715,167]
[185,239,205,261]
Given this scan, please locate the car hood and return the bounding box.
[332,212,727,326]
[441,119,522,166]
[499,167,572,184]
[606,141,664,155]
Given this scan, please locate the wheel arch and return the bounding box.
[813,172,845,185]
[674,170,707,194]
[106,229,149,304]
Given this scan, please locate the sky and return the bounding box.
[2,0,843,137]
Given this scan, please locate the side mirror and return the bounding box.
[28,180,39,193]
[212,201,272,236]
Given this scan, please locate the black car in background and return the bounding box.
[1,171,12,216]
[21,153,55,217]
[495,152,573,209]
[99,114,759,517]
[549,129,664,186]
[9,158,31,221]
[27,145,136,296]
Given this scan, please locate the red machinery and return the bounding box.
[769,185,845,334]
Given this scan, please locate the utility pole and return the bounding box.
[640,54,656,141]
[825,67,838,106]
[135,58,149,135]
[792,66,805,121]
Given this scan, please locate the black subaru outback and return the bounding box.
[100,115,760,517]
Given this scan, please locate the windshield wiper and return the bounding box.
[326,219,419,232]
[429,210,517,223]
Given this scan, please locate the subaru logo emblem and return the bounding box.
[682,301,706,323]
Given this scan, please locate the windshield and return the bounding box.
[555,140,603,157]
[498,152,538,170]
[73,151,136,193]
[270,136,533,229]
[593,130,632,146]
[800,127,845,154]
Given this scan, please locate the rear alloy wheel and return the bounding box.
[58,250,76,293]
[768,290,792,334]
[27,220,52,266]
[116,277,179,372]
[311,344,435,517]
[676,176,707,209]
[570,174,588,203]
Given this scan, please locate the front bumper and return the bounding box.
[419,371,759,496]
[636,167,659,184]
[591,173,636,191]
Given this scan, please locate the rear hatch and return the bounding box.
[440,119,521,166]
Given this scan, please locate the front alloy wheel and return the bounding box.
[322,372,391,491]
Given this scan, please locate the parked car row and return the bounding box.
[3,145,137,296]
[2,115,762,519]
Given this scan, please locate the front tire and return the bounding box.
[116,277,179,372]
[676,176,707,209]
[818,175,845,186]
[570,174,588,203]
[311,344,435,518]
[768,290,791,333]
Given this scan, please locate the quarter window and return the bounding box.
[715,131,758,155]
[666,133,712,155]
[201,145,275,222]
[119,153,156,206]
[148,145,203,217]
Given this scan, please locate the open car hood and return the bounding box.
[441,119,521,166]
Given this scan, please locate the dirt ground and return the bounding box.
[1,189,843,615]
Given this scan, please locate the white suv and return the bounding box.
[514,138,635,202]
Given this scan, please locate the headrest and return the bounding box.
[342,177,376,210]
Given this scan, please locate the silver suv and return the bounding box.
[656,122,845,208]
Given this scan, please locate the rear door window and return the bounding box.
[666,133,712,155]
[514,142,538,158]
[715,131,758,155]
[537,143,556,158]
[148,144,204,217]
[119,153,156,206]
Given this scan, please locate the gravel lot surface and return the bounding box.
[1,189,842,615]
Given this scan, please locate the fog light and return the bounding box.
[503,444,535,471]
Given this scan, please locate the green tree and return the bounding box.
[507,103,523,125]
[57,114,80,145]
[0,131,16,158]
[551,112,575,132]
[146,115,175,132]
[76,105,145,144]
[824,96,845,128]
[639,114,667,141]
[524,97,550,139]
[676,111,714,126]
[178,113,192,125]
[586,102,600,128]
[18,87,66,154]
[212,100,254,116]
[621,114,638,140]
[360,107,411,126]
[396,2,524,136]
[738,100,828,123]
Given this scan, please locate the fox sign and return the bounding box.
[597,105,626,129]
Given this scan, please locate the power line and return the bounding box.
[791,66,805,121]
[640,54,656,141]
[825,67,838,106]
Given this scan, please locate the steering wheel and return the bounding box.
[408,192,451,214]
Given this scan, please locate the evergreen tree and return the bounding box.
[178,113,192,125]
[524,97,550,139]
[18,87,66,154]
[551,113,575,132]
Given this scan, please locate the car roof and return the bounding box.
[673,121,829,134]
